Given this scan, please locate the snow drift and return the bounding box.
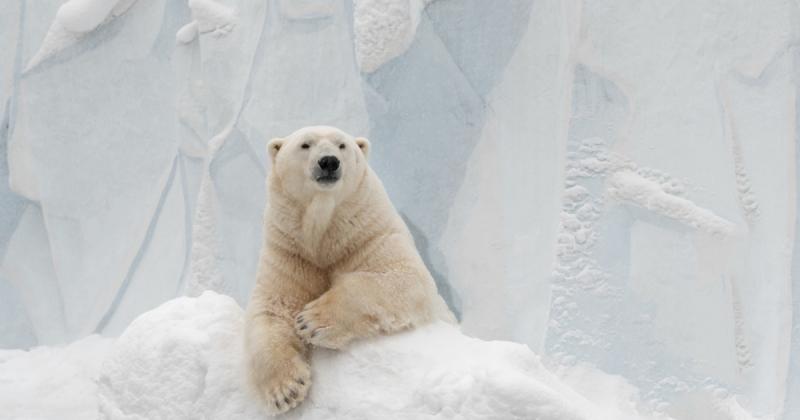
[97,292,651,420]
[0,334,113,419]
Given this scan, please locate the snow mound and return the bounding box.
[0,335,114,419]
[98,292,253,419]
[97,292,652,420]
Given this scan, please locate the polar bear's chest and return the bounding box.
[300,194,337,256]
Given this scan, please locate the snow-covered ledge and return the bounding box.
[97,292,643,419]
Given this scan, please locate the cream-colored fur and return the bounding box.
[244,126,454,414]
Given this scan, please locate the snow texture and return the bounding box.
[185,0,236,41]
[353,0,432,72]
[0,0,799,419]
[97,292,656,420]
[25,0,137,71]
[607,170,736,236]
[0,334,113,419]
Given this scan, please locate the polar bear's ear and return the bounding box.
[355,137,370,158]
[267,137,284,163]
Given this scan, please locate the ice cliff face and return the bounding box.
[0,0,798,418]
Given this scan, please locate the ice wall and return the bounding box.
[0,0,798,418]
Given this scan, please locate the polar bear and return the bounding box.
[244,126,454,414]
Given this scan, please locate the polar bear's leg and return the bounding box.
[245,250,328,414]
[245,312,310,413]
[294,253,436,350]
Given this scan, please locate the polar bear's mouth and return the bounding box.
[315,173,340,184]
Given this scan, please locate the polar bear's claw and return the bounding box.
[295,304,350,349]
[258,355,311,415]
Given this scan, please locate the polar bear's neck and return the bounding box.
[301,193,337,252]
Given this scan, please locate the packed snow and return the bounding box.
[607,170,736,236]
[353,0,433,72]
[55,0,137,33]
[180,0,237,42]
[4,293,637,419]
[1,292,761,419]
[95,292,660,420]
[25,0,138,71]
[0,334,113,419]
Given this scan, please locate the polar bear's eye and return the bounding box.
[339,144,346,150]
[301,143,310,149]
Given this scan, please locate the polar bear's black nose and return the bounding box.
[318,156,340,172]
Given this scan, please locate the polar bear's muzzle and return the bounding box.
[313,155,341,185]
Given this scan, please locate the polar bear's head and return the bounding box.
[267,126,370,201]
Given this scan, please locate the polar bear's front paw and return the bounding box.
[256,354,311,415]
[295,299,353,349]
